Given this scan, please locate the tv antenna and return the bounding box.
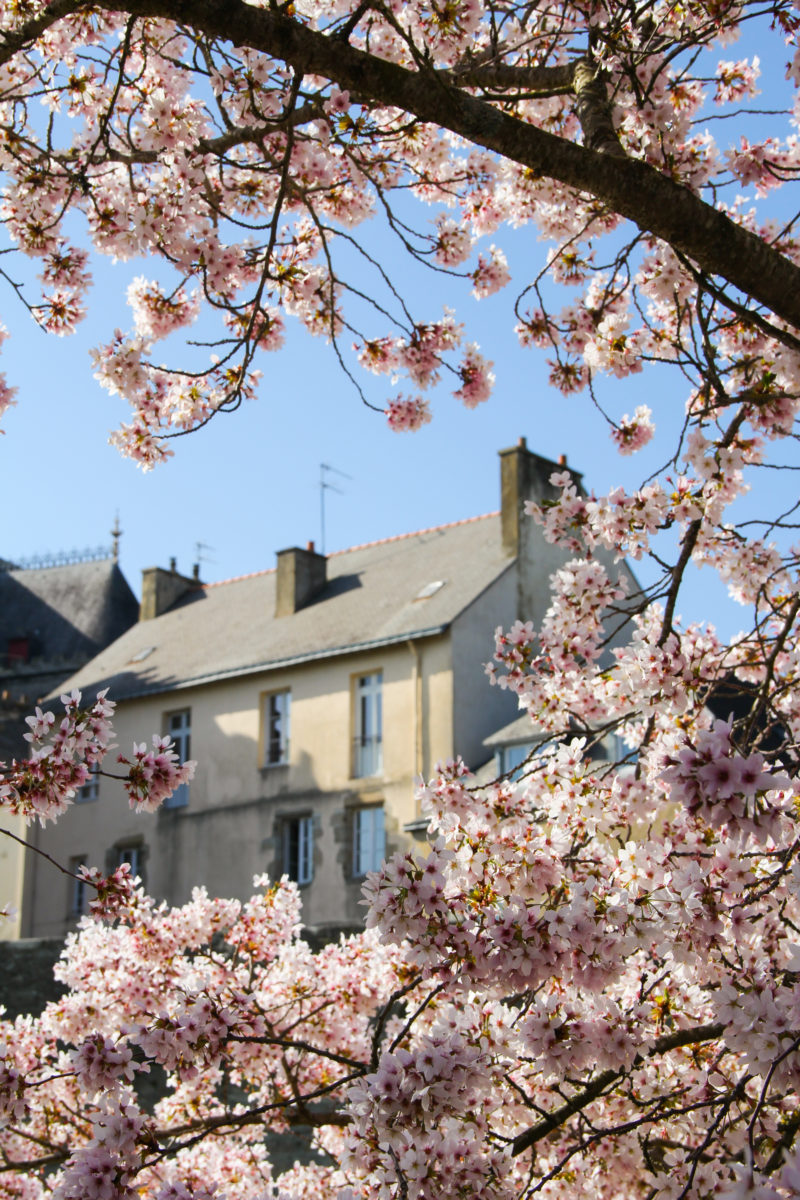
[194,541,216,576]
[319,463,351,554]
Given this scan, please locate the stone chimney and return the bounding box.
[140,562,201,621]
[275,542,327,617]
[499,437,583,558]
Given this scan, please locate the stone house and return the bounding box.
[21,442,637,938]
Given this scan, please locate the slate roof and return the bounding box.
[483,713,538,747]
[0,559,138,668]
[0,558,139,756]
[53,512,512,702]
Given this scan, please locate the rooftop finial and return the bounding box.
[111,513,122,563]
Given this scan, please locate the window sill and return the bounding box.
[348,780,387,803]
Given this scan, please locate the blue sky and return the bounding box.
[0,232,759,645]
[1,32,795,647]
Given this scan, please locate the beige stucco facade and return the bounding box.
[0,811,25,940]
[22,633,469,937]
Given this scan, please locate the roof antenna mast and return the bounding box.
[319,463,352,554]
[194,541,215,579]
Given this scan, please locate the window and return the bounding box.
[497,742,534,779]
[68,855,88,917]
[264,691,291,766]
[76,771,99,803]
[163,709,190,808]
[353,806,385,877]
[282,815,313,885]
[115,844,143,881]
[7,636,30,666]
[354,671,382,777]
[588,732,637,772]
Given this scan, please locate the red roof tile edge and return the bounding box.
[204,511,500,589]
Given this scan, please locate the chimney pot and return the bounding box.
[169,557,176,573]
[499,441,583,558]
[192,563,200,580]
[275,545,327,617]
[307,540,315,552]
[140,564,200,621]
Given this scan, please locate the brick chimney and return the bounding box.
[140,562,201,621]
[275,542,327,617]
[499,438,583,558]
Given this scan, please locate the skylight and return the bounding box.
[415,580,445,601]
[129,646,156,663]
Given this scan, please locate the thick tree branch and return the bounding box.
[511,1022,724,1157]
[572,60,625,157]
[57,0,800,335]
[444,60,577,93]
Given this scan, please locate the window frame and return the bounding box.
[352,804,386,878]
[163,708,191,809]
[282,814,314,886]
[68,855,88,918]
[353,671,383,778]
[263,689,291,767]
[497,742,534,779]
[76,770,99,803]
[114,843,144,882]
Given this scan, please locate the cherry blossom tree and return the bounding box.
[0,0,798,458]
[1,0,800,1198]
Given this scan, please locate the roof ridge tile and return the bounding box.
[328,510,499,556]
[204,565,276,589]
[204,511,499,589]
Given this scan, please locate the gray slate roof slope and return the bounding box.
[0,559,139,664]
[483,713,538,747]
[53,513,511,701]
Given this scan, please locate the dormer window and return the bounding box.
[7,636,30,666]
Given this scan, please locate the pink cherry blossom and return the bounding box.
[385,394,432,432]
[610,405,655,454]
[0,2,800,1196]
